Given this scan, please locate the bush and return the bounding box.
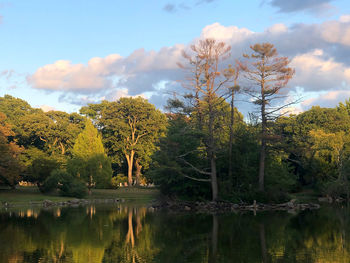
[60,177,87,198]
[29,157,61,190]
[42,169,87,198]
[111,174,128,188]
[67,154,112,189]
[321,180,350,199]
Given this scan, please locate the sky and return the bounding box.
[0,0,350,115]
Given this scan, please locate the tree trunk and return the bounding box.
[259,140,266,192]
[88,175,93,195]
[259,223,267,263]
[126,150,135,186]
[209,214,218,263]
[126,210,135,247]
[208,98,218,201]
[135,159,142,185]
[211,156,218,201]
[259,86,266,192]
[228,89,235,182]
[59,142,65,155]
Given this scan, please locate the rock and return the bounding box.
[184,206,191,211]
[69,199,80,205]
[43,200,54,207]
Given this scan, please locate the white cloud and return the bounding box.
[340,15,350,23]
[321,21,350,46]
[290,49,350,91]
[301,90,350,109]
[27,16,350,112]
[265,23,288,34]
[200,23,252,42]
[40,105,56,112]
[27,55,122,92]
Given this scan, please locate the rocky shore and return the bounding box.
[1,198,125,208]
[150,199,321,213]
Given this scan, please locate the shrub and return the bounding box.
[42,169,87,198]
[111,174,128,188]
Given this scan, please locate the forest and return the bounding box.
[1,40,350,203]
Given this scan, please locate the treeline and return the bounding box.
[0,95,166,197]
[1,40,350,202]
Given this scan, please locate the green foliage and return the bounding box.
[0,112,23,188]
[101,97,167,161]
[86,154,113,188]
[147,114,211,199]
[111,174,128,188]
[42,169,87,198]
[69,119,112,190]
[83,97,167,185]
[72,119,104,159]
[265,160,296,193]
[28,156,61,188]
[321,180,349,199]
[67,154,112,189]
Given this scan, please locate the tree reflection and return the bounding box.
[2,206,350,262]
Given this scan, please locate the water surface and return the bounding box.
[0,204,349,262]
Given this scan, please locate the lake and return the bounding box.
[0,204,349,262]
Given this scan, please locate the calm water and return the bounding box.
[0,204,350,263]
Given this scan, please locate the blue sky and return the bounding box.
[1,0,350,114]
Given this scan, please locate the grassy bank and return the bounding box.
[0,186,159,206]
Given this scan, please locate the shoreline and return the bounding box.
[1,198,126,209]
[150,199,321,213]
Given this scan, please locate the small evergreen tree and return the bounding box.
[69,119,112,193]
[72,119,105,159]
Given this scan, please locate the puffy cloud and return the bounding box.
[301,90,350,109]
[321,20,350,46]
[28,16,350,112]
[268,0,335,14]
[290,49,350,91]
[40,105,56,112]
[265,23,288,34]
[28,45,185,99]
[340,15,350,23]
[200,23,253,42]
[27,54,122,92]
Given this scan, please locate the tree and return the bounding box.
[239,43,294,191]
[19,110,84,156]
[72,119,105,159]
[177,38,234,201]
[100,97,167,186]
[227,64,240,180]
[70,119,112,193]
[0,112,22,188]
[147,113,212,199]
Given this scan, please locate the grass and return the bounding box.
[0,186,159,206]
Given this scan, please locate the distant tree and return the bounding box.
[100,97,167,186]
[239,43,295,191]
[0,112,23,188]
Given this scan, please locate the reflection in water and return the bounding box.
[1,205,350,262]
